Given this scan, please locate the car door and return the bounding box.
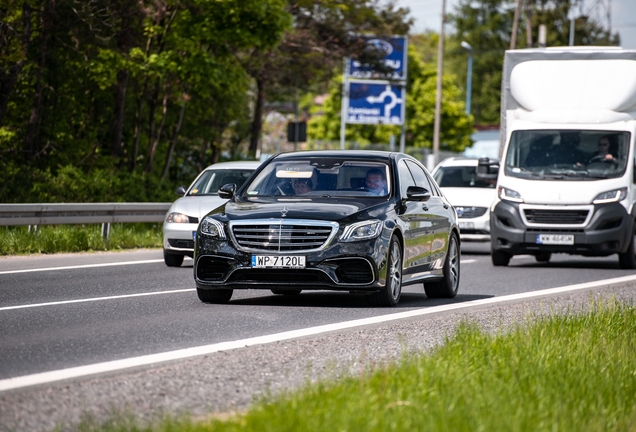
[397,159,433,281]
[405,160,453,271]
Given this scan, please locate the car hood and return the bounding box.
[220,198,390,222]
[170,195,229,220]
[440,187,497,208]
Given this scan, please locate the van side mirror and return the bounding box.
[476,157,499,180]
[218,183,236,199]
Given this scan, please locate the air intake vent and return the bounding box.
[456,206,488,219]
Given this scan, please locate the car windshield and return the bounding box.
[434,165,496,188]
[188,169,254,196]
[243,158,390,198]
[505,130,630,180]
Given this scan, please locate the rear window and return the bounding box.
[433,166,496,188]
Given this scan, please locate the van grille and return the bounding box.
[523,209,589,225]
[230,220,338,252]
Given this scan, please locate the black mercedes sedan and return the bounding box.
[193,150,460,306]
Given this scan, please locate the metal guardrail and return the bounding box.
[0,203,172,237]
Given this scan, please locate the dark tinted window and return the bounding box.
[405,160,433,192]
[398,160,416,197]
[434,166,496,188]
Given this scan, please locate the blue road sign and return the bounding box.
[348,36,407,81]
[346,81,404,125]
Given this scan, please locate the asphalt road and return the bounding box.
[1,243,634,381]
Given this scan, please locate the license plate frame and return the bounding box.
[251,255,306,269]
[536,234,574,245]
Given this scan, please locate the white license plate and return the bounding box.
[536,234,574,245]
[459,221,474,230]
[252,255,306,269]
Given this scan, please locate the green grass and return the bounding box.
[68,299,636,432]
[0,224,162,255]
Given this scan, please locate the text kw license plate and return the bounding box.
[252,255,306,269]
[536,234,574,245]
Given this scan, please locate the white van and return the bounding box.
[484,47,636,268]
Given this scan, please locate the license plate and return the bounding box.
[459,221,474,230]
[252,255,306,269]
[536,234,574,245]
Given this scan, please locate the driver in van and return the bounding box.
[588,135,617,164]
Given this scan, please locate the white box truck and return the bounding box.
[483,47,636,267]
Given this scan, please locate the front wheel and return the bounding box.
[164,250,184,267]
[367,236,402,306]
[491,249,511,266]
[618,225,636,269]
[197,288,233,304]
[425,232,460,298]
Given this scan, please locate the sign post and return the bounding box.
[340,36,408,150]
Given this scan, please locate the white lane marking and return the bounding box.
[1,273,635,392]
[0,259,165,275]
[460,259,476,264]
[0,289,195,312]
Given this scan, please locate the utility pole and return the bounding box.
[432,0,446,167]
[510,0,522,49]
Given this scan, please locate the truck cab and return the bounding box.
[488,47,636,268]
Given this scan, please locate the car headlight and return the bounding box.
[200,217,226,239]
[498,186,523,203]
[166,212,190,223]
[340,220,382,242]
[592,188,627,204]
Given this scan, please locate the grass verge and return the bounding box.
[69,299,636,432]
[0,224,162,255]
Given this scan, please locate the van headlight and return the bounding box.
[498,186,524,203]
[340,220,382,242]
[592,188,627,204]
[200,217,226,239]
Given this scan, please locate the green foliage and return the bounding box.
[0,224,162,255]
[446,0,620,125]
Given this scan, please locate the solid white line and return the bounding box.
[0,289,196,312]
[0,259,165,275]
[1,273,635,392]
[460,259,476,264]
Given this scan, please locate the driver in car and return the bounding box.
[365,168,387,195]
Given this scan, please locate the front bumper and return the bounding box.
[490,200,633,256]
[194,230,392,291]
[163,222,198,257]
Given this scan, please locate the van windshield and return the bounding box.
[505,130,630,180]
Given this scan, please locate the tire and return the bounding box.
[197,288,233,304]
[535,252,551,263]
[164,250,184,267]
[618,225,636,269]
[367,236,403,306]
[425,232,460,298]
[491,249,511,266]
[271,289,302,295]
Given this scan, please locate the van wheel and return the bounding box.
[425,232,460,298]
[535,252,551,263]
[618,227,636,269]
[197,288,233,303]
[164,250,184,267]
[492,249,511,266]
[367,236,402,306]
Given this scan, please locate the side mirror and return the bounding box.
[174,186,187,196]
[406,186,431,202]
[218,183,236,199]
[476,157,499,180]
